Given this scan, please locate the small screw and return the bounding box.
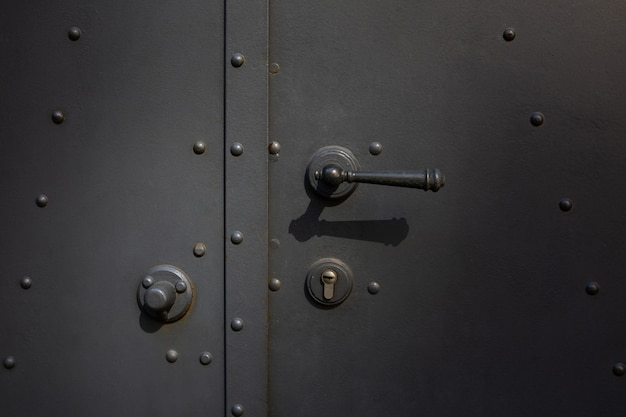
[193,141,206,155]
[193,242,206,257]
[20,276,32,289]
[3,356,16,369]
[68,27,82,41]
[199,352,213,365]
[530,112,544,127]
[165,350,179,363]
[269,63,280,74]
[231,53,245,68]
[585,282,599,295]
[231,231,244,245]
[142,276,155,288]
[52,110,65,124]
[36,194,48,207]
[269,278,282,292]
[230,143,244,156]
[369,142,383,155]
[503,28,516,42]
[559,198,573,212]
[368,281,381,295]
[175,281,187,293]
[231,318,245,332]
[268,141,281,155]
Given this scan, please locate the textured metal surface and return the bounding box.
[0,1,225,415]
[268,1,626,416]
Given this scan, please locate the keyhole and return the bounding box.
[321,269,338,300]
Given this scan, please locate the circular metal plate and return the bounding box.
[137,265,194,323]
[306,258,353,306]
[306,146,360,200]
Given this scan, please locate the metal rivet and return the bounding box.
[35,194,48,207]
[269,63,280,74]
[142,276,155,288]
[193,141,206,155]
[503,28,516,41]
[165,350,178,363]
[585,282,599,296]
[559,198,573,212]
[3,356,16,369]
[231,404,245,417]
[199,352,213,365]
[175,281,187,293]
[20,276,32,289]
[270,238,280,248]
[68,27,82,41]
[52,110,65,124]
[369,142,383,155]
[231,53,245,68]
[230,143,244,156]
[613,362,625,376]
[530,112,544,127]
[231,231,244,245]
[368,281,381,295]
[268,141,281,155]
[231,318,244,331]
[269,278,282,292]
[193,242,206,257]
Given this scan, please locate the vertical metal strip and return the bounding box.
[224,0,269,415]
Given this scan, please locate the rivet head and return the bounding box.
[165,350,178,363]
[20,276,32,289]
[193,242,206,257]
[268,141,281,155]
[503,28,516,41]
[3,356,16,369]
[368,281,381,295]
[68,27,82,41]
[231,404,245,417]
[269,63,280,74]
[270,239,280,248]
[613,362,626,376]
[269,278,282,292]
[230,142,244,156]
[199,352,213,365]
[35,194,48,207]
[193,141,206,155]
[231,318,244,332]
[142,276,155,288]
[175,281,187,293]
[231,53,245,68]
[231,231,244,245]
[530,112,544,126]
[559,198,573,212]
[369,142,383,155]
[52,110,65,124]
[585,282,600,295]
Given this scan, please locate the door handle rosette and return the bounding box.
[306,146,445,200]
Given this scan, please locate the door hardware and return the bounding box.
[306,146,445,200]
[306,258,353,306]
[137,265,194,323]
[321,269,338,300]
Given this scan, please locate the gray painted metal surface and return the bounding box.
[268,1,626,416]
[2,0,626,416]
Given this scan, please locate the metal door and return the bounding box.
[268,1,626,416]
[0,2,229,415]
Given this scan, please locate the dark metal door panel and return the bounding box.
[0,2,224,416]
[268,1,626,416]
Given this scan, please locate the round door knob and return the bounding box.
[137,265,194,323]
[144,281,176,313]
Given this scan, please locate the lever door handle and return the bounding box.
[315,164,445,192]
[306,146,446,200]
